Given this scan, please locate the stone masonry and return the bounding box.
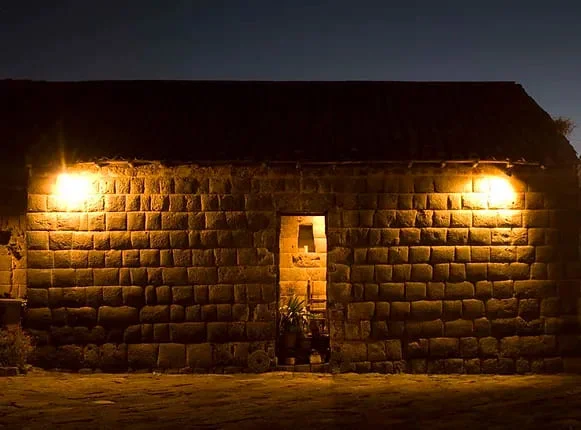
[23,162,581,373]
[0,215,27,300]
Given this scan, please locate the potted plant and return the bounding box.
[278,296,312,351]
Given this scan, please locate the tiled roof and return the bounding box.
[1,80,577,165]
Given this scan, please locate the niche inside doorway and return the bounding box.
[278,215,329,365]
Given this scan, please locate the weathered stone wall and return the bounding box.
[23,163,581,373]
[0,216,27,300]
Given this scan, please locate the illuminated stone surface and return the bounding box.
[15,164,581,372]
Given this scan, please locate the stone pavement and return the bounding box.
[1,371,581,429]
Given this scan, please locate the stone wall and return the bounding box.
[0,216,27,300]
[23,163,581,373]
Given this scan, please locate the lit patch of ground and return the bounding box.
[1,371,580,429]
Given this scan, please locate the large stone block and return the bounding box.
[390,301,410,320]
[469,229,491,245]
[445,282,474,299]
[486,298,518,318]
[431,210,450,228]
[405,282,426,299]
[139,305,170,323]
[460,337,478,358]
[433,264,450,282]
[487,263,510,281]
[367,341,387,362]
[98,306,139,327]
[27,288,49,308]
[410,264,433,282]
[128,344,158,370]
[498,336,519,358]
[514,280,557,298]
[183,304,201,322]
[491,246,516,262]
[520,335,556,356]
[157,343,186,369]
[409,247,430,264]
[447,229,468,245]
[416,210,433,227]
[27,269,52,288]
[449,263,466,282]
[209,285,233,303]
[462,299,485,318]
[350,265,375,283]
[218,266,274,283]
[435,176,472,193]
[102,286,123,306]
[411,301,442,320]
[246,321,275,341]
[172,286,194,305]
[518,299,540,320]
[426,194,447,210]
[124,325,142,343]
[540,297,560,317]
[186,343,214,369]
[379,283,405,300]
[67,307,97,327]
[347,302,375,321]
[25,308,52,328]
[375,265,393,282]
[169,305,186,322]
[443,300,462,320]
[93,268,119,286]
[340,342,368,362]
[122,286,144,307]
[399,228,419,245]
[431,246,454,263]
[427,282,445,299]
[27,250,55,269]
[187,267,218,285]
[445,320,473,337]
[490,318,518,337]
[214,248,237,267]
[460,191,487,210]
[392,264,411,281]
[429,337,459,358]
[328,283,352,303]
[98,343,127,370]
[105,213,127,231]
[421,228,447,245]
[473,211,497,228]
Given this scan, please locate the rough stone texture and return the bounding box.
[23,163,581,373]
[0,215,26,300]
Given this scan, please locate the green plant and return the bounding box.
[0,327,34,371]
[279,296,313,335]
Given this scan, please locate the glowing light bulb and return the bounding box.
[487,176,515,208]
[54,173,94,210]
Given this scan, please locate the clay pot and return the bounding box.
[309,352,322,365]
[281,332,298,350]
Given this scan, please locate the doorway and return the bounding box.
[278,215,329,366]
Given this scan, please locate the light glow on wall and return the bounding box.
[486,176,516,208]
[54,172,96,210]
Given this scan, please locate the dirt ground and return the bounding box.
[1,371,581,430]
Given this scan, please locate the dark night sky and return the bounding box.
[1,0,580,153]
